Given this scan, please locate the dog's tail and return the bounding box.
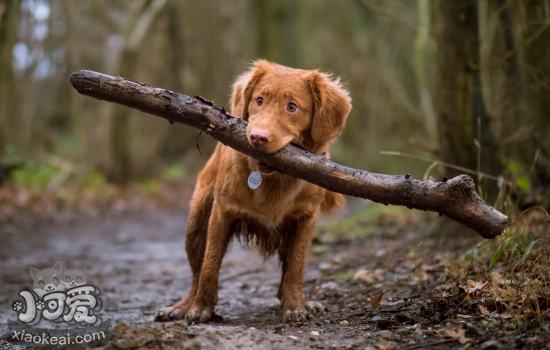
[320,190,346,216]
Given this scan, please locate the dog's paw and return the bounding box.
[304,301,325,314]
[283,308,311,323]
[185,304,214,323]
[155,306,186,321]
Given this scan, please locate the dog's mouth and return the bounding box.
[256,161,275,174]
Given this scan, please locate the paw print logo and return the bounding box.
[13,301,23,312]
[36,300,45,311]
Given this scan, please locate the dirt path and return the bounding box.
[0,201,548,349]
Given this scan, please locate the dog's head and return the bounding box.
[231,60,351,173]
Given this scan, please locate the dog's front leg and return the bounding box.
[280,213,322,323]
[185,202,232,323]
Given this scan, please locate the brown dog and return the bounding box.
[155,60,351,323]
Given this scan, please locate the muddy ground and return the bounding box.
[0,195,548,349]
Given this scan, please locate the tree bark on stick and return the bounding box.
[69,70,508,239]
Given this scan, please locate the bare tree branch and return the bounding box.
[127,0,168,51]
[69,70,508,239]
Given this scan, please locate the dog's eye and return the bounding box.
[39,280,44,285]
[256,97,264,106]
[65,276,70,280]
[287,103,298,113]
[53,277,59,282]
[77,276,82,281]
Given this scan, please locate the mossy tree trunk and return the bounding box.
[522,0,550,194]
[433,0,503,236]
[434,0,501,200]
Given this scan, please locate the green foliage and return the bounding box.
[501,157,530,192]
[316,203,418,238]
[316,205,375,238]
[3,144,22,164]
[465,224,537,268]
[325,271,356,281]
[82,171,107,191]
[139,178,161,196]
[311,245,329,257]
[11,165,63,192]
[481,318,501,327]
[464,247,478,263]
[162,163,185,181]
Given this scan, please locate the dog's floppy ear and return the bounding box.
[308,72,352,144]
[231,60,270,121]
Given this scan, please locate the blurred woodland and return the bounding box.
[0,0,549,212]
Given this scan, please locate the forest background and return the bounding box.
[0,0,548,220]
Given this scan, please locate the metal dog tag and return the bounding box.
[248,171,262,189]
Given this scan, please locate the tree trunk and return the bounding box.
[435,0,501,200]
[522,0,550,193]
[413,0,438,147]
[256,0,298,67]
[0,0,20,151]
[104,0,168,182]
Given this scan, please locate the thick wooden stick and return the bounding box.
[69,70,508,239]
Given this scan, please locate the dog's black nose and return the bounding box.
[250,130,270,146]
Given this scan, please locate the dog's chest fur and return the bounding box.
[214,149,323,256]
[218,150,320,221]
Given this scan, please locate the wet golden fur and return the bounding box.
[155,60,352,323]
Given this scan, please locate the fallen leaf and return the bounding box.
[461,278,490,301]
[445,325,471,344]
[456,314,473,319]
[467,279,488,294]
[354,269,381,283]
[315,281,340,293]
[490,272,507,285]
[478,304,490,315]
[445,264,465,279]
[445,326,462,338]
[365,293,384,309]
[438,283,453,291]
[519,310,537,321]
[374,340,397,350]
[498,312,514,320]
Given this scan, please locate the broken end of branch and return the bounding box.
[448,175,508,239]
